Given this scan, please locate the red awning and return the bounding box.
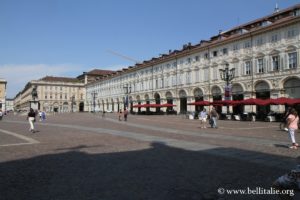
[160,103,176,107]
[211,100,241,106]
[269,97,294,105]
[289,98,300,105]
[239,98,269,106]
[132,104,144,108]
[187,101,211,106]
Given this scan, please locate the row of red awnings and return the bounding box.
[132,103,176,108]
[187,97,300,106]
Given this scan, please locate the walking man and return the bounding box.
[27,108,36,133]
[210,107,219,128]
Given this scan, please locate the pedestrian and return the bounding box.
[0,110,3,120]
[210,107,219,128]
[27,108,36,133]
[118,109,122,121]
[124,108,128,121]
[41,111,46,121]
[287,108,299,149]
[38,110,42,121]
[199,108,207,128]
[102,110,106,118]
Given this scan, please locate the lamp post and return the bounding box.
[91,92,97,113]
[123,83,131,109]
[71,95,75,112]
[219,63,235,114]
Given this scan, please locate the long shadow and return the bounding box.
[0,142,298,200]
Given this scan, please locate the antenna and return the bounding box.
[107,50,140,63]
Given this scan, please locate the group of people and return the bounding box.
[198,107,219,129]
[118,108,129,121]
[198,106,299,149]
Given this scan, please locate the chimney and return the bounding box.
[274,3,279,13]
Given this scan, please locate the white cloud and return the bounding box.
[0,64,85,98]
[0,63,128,98]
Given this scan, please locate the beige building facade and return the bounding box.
[86,4,300,120]
[0,79,7,112]
[14,76,85,112]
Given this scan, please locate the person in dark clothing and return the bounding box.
[210,107,219,128]
[27,108,36,133]
[124,108,128,121]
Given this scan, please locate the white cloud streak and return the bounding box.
[0,64,84,98]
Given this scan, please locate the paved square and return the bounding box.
[0,113,299,200]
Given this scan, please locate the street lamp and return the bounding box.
[219,63,235,114]
[123,83,131,109]
[71,95,75,112]
[91,92,97,112]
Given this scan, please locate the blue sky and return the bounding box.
[0,0,299,98]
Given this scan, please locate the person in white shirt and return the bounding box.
[199,108,207,128]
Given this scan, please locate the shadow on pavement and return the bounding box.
[0,142,297,200]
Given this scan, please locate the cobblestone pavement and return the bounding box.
[0,112,300,200]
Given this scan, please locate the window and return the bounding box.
[257,58,264,73]
[233,44,239,51]
[187,57,191,64]
[287,29,296,38]
[186,72,191,84]
[204,69,209,81]
[272,56,280,71]
[222,48,228,55]
[293,9,300,16]
[271,34,278,43]
[65,94,67,99]
[288,52,297,69]
[195,70,200,82]
[172,75,176,86]
[204,53,209,59]
[244,41,251,49]
[172,62,177,68]
[213,51,218,57]
[177,74,182,85]
[213,68,218,80]
[165,77,169,87]
[256,37,264,46]
[245,61,252,75]
[195,56,200,62]
[45,94,47,99]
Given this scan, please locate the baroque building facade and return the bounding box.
[14,69,114,112]
[14,76,85,112]
[0,78,7,112]
[86,4,300,118]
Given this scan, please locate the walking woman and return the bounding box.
[27,108,36,133]
[287,108,299,149]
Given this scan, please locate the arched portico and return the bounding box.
[178,90,187,114]
[255,81,271,120]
